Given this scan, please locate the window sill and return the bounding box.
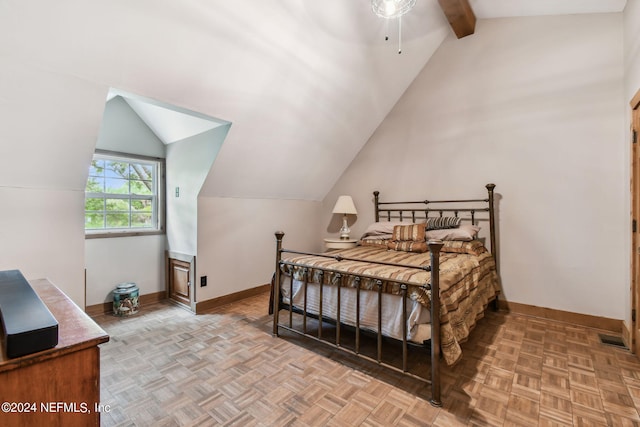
[85,229,165,239]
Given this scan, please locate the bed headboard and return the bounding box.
[373,183,498,270]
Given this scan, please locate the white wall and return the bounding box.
[0,187,87,305]
[0,62,106,307]
[326,14,626,320]
[85,235,166,305]
[166,125,230,256]
[625,1,640,99]
[85,96,167,305]
[196,197,323,302]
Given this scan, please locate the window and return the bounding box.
[85,150,165,237]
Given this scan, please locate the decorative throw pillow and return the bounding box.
[391,224,426,242]
[360,238,391,248]
[440,240,487,255]
[387,240,428,253]
[425,217,462,230]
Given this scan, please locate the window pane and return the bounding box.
[131,199,152,212]
[85,213,104,229]
[132,213,153,228]
[130,180,152,196]
[129,163,153,180]
[86,177,104,193]
[105,177,129,194]
[106,212,130,228]
[89,159,105,177]
[106,198,129,212]
[105,161,130,179]
[85,198,104,212]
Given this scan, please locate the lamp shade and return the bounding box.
[332,196,357,215]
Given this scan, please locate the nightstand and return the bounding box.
[324,238,358,251]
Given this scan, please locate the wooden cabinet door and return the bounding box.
[169,258,192,307]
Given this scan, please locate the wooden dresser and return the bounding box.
[0,279,109,426]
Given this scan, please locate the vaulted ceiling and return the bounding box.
[0,0,627,200]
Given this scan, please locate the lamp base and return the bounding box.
[339,215,350,240]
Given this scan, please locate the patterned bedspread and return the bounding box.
[281,242,500,365]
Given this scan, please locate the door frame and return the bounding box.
[630,88,640,354]
[166,251,196,312]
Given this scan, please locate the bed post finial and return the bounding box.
[485,184,498,272]
[273,231,285,336]
[373,191,380,222]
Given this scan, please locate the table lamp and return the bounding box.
[332,195,357,240]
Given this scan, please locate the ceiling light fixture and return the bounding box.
[371,0,416,54]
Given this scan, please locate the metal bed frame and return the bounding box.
[271,183,498,407]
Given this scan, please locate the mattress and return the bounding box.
[279,241,500,365]
[280,276,432,343]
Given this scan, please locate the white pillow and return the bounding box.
[425,225,480,241]
[360,221,415,238]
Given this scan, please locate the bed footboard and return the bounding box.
[272,232,444,407]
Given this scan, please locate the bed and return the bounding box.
[271,183,501,406]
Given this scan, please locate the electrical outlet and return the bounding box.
[200,276,207,287]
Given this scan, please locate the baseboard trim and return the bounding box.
[86,291,166,317]
[498,300,622,334]
[195,284,270,314]
[88,289,623,335]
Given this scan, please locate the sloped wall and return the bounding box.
[0,1,449,308]
[96,96,166,158]
[0,61,106,307]
[325,13,626,320]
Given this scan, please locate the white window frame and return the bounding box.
[85,150,165,238]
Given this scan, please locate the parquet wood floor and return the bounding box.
[94,292,640,426]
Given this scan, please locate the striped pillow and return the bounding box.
[387,240,428,253]
[440,240,486,256]
[391,224,426,242]
[360,238,391,248]
[425,217,461,230]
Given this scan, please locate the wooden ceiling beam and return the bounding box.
[437,0,476,39]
